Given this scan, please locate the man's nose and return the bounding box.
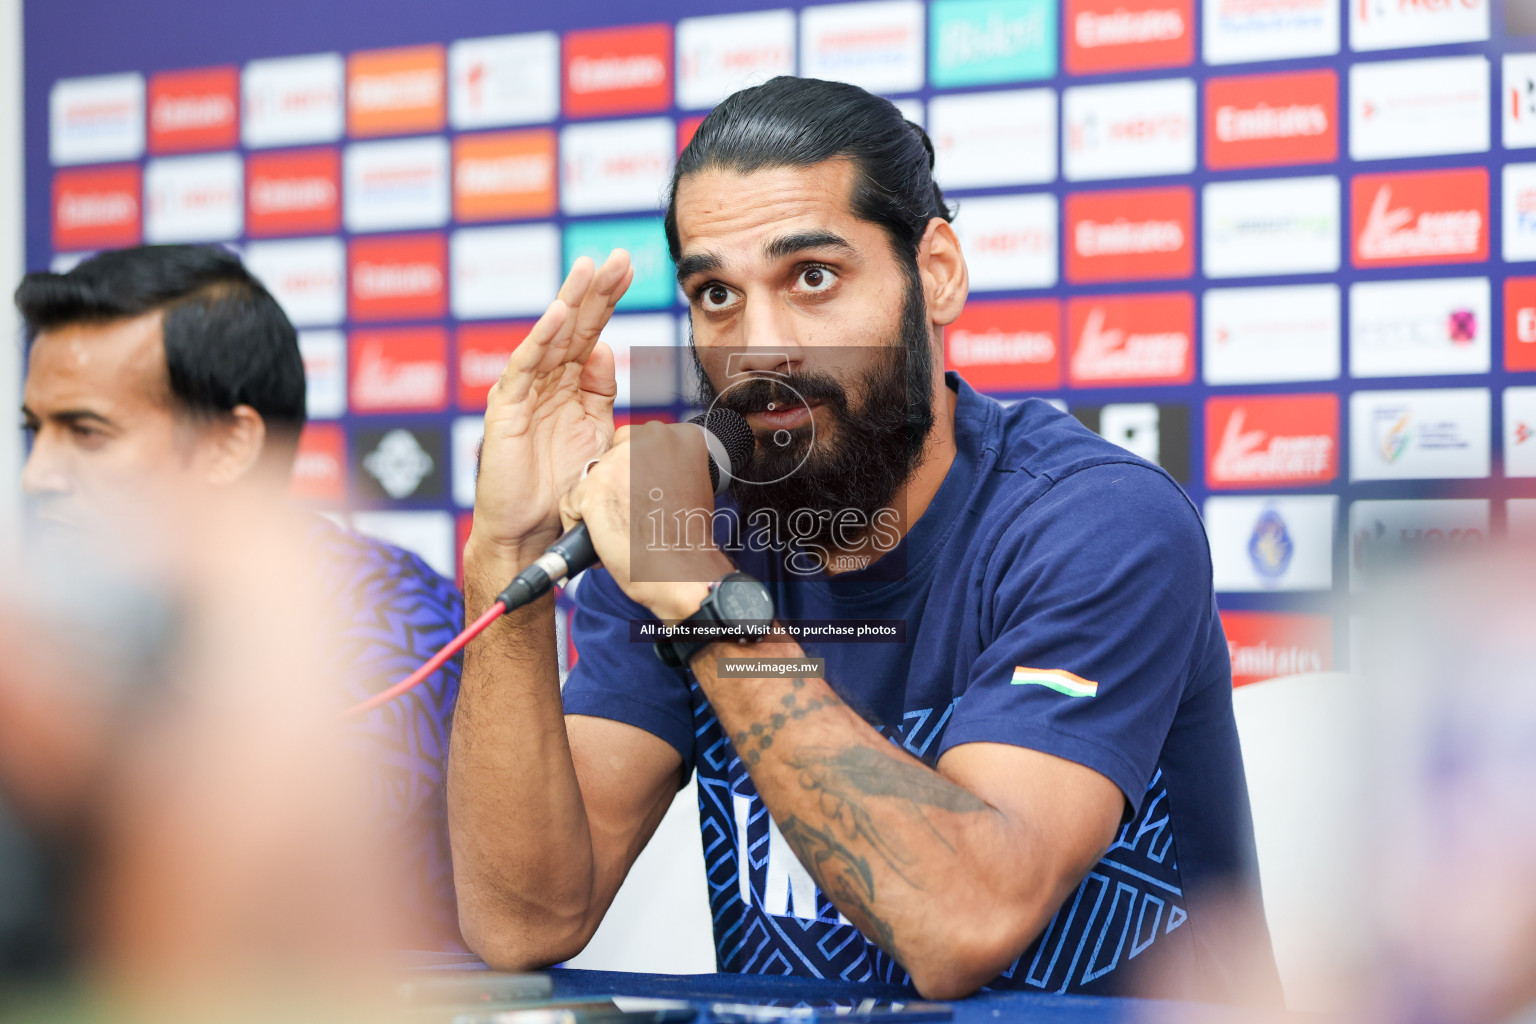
[728,302,803,379]
[20,434,71,498]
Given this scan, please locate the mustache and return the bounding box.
[709,372,849,418]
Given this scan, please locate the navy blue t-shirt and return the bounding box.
[562,374,1278,1002]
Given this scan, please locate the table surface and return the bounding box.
[408,961,1309,1024]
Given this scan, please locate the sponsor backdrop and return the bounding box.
[24,0,1536,685]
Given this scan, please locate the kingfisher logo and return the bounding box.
[347,45,445,137]
[246,148,340,236]
[1066,187,1194,283]
[563,24,671,118]
[944,299,1060,392]
[801,0,926,94]
[1067,293,1193,386]
[457,323,532,409]
[242,53,344,149]
[1352,169,1488,267]
[349,328,449,413]
[52,165,141,250]
[149,66,237,153]
[1066,0,1191,74]
[1220,611,1331,687]
[1351,0,1488,51]
[348,234,447,322]
[453,129,556,221]
[1206,69,1336,169]
[1206,395,1338,488]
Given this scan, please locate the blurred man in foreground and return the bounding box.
[450,77,1279,1002]
[15,245,464,949]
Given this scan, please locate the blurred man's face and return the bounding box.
[673,158,937,546]
[21,312,204,536]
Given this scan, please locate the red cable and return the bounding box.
[340,600,507,720]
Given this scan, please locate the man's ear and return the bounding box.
[916,217,969,329]
[204,405,268,486]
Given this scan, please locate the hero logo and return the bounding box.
[1504,55,1536,149]
[242,53,344,148]
[1067,187,1194,282]
[1220,611,1331,686]
[1063,78,1195,181]
[1353,169,1488,267]
[244,238,345,328]
[560,118,673,216]
[1067,293,1193,386]
[676,11,795,110]
[1351,0,1488,50]
[1206,395,1337,488]
[1349,499,1489,591]
[1068,0,1192,74]
[952,194,1058,291]
[349,328,449,413]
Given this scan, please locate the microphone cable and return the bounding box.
[340,599,510,720]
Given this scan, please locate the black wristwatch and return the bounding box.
[654,571,775,668]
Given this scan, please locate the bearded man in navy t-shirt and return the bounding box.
[450,76,1280,1005]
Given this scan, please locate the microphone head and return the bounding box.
[688,408,756,494]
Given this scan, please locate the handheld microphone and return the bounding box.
[493,408,756,614]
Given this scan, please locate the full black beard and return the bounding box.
[692,269,937,552]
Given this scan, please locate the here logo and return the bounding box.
[563,24,672,119]
[1205,394,1338,489]
[943,299,1060,392]
[1205,69,1337,170]
[1351,168,1488,268]
[1065,187,1194,283]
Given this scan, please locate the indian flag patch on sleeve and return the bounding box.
[1010,667,1099,698]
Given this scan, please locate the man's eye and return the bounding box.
[797,265,836,292]
[699,283,738,312]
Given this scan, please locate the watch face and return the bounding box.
[716,577,773,623]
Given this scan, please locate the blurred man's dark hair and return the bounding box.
[15,245,307,469]
[664,75,954,271]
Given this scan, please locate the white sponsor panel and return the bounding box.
[1202,176,1340,278]
[452,416,484,508]
[50,253,92,274]
[298,330,346,420]
[930,89,1055,190]
[451,223,561,320]
[1063,78,1195,182]
[144,153,243,243]
[1203,284,1341,385]
[50,73,145,166]
[1349,57,1489,161]
[1504,163,1536,262]
[1504,387,1536,478]
[1349,277,1490,378]
[1509,499,1536,542]
[1350,0,1489,51]
[1203,0,1338,65]
[343,137,450,233]
[800,0,925,95]
[242,53,344,148]
[891,97,924,127]
[1349,499,1489,591]
[560,118,673,216]
[244,237,346,327]
[349,511,455,580]
[950,193,1057,291]
[1503,54,1536,150]
[449,33,559,129]
[1205,495,1337,592]
[1349,388,1490,481]
[603,314,679,409]
[677,10,797,110]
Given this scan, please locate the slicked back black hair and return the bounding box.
[664,76,953,266]
[15,245,306,466]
